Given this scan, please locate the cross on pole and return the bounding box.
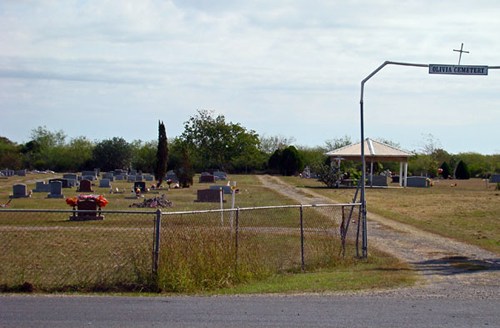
[453,43,469,65]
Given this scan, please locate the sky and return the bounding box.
[1,0,500,154]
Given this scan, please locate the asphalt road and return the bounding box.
[1,294,499,327]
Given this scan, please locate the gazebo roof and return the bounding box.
[325,138,413,162]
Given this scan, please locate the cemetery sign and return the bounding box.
[429,64,488,75]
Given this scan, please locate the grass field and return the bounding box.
[280,176,500,255]
[0,172,415,294]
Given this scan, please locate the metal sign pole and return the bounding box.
[359,58,499,258]
[359,61,428,258]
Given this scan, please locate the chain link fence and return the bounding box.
[0,203,361,293]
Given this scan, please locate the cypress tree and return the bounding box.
[454,160,470,180]
[439,161,451,179]
[155,121,168,187]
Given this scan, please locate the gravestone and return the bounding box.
[63,173,78,180]
[128,175,136,182]
[47,181,64,198]
[144,174,154,181]
[406,176,430,188]
[82,175,96,181]
[99,178,111,188]
[78,179,93,192]
[115,174,126,181]
[369,175,388,187]
[490,174,500,183]
[199,173,215,183]
[166,171,179,182]
[10,184,29,198]
[33,181,51,192]
[69,199,104,221]
[2,169,15,177]
[196,189,224,202]
[209,185,233,195]
[114,169,127,176]
[82,170,97,178]
[16,169,27,176]
[213,171,227,180]
[134,181,147,192]
[49,178,69,188]
[102,172,114,180]
[63,174,79,187]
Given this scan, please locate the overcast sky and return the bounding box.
[1,0,499,154]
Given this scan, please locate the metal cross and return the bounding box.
[453,43,469,65]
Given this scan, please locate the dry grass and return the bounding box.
[281,176,500,255]
[0,172,416,294]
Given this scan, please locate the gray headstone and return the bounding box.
[369,175,388,187]
[115,174,126,181]
[490,174,500,183]
[33,181,51,192]
[406,176,430,188]
[213,171,227,180]
[11,184,28,198]
[102,172,114,180]
[63,173,78,181]
[99,178,111,188]
[82,170,97,178]
[209,185,233,195]
[16,169,27,176]
[47,181,64,198]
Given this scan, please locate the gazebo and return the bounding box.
[325,138,413,187]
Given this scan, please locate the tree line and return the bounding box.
[1,110,498,182]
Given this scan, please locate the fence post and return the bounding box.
[152,209,162,276]
[300,205,305,272]
[235,207,239,273]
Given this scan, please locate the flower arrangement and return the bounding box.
[66,194,109,208]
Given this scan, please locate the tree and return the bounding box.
[0,137,22,170]
[267,149,283,174]
[130,140,156,173]
[258,135,295,154]
[180,109,261,171]
[92,137,132,171]
[454,160,470,180]
[154,121,169,187]
[439,161,451,179]
[280,146,303,176]
[175,143,195,188]
[324,136,352,152]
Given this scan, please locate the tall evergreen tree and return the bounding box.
[439,161,451,179]
[454,160,470,180]
[155,121,169,187]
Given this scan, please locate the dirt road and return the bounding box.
[258,175,500,299]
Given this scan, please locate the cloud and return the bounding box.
[1,0,499,153]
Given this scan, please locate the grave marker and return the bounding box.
[47,181,64,198]
[78,179,93,192]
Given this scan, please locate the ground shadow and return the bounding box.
[412,256,500,276]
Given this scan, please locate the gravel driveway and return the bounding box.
[257,175,500,300]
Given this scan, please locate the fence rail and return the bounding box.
[0,203,361,292]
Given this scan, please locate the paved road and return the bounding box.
[1,294,499,327]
